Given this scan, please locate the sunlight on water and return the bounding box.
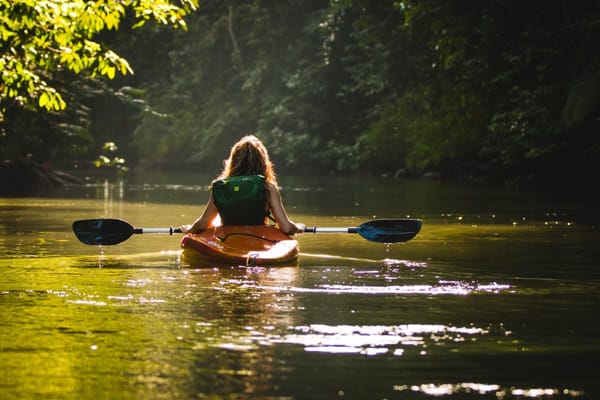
[393,383,585,398]
[67,299,108,306]
[383,258,427,268]
[300,253,429,269]
[248,281,511,295]
[188,319,501,359]
[276,323,488,355]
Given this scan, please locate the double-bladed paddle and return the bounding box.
[72,218,422,246]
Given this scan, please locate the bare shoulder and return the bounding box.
[265,182,280,193]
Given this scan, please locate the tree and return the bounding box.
[129,0,329,171]
[363,0,599,183]
[0,0,198,118]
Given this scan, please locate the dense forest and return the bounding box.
[1,0,599,188]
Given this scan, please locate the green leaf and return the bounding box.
[38,92,49,108]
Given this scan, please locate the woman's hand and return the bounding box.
[293,222,306,235]
[179,224,193,234]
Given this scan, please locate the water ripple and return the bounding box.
[248,281,512,295]
[393,382,585,398]
[275,323,488,354]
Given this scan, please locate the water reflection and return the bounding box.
[1,177,599,399]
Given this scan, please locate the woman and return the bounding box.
[180,135,304,235]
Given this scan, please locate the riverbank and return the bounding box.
[0,159,84,196]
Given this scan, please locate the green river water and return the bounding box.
[0,172,598,399]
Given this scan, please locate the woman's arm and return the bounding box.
[267,183,304,235]
[180,192,219,234]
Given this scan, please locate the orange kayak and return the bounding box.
[181,225,299,266]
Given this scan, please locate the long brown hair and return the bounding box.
[216,135,278,185]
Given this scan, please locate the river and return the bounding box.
[0,172,598,399]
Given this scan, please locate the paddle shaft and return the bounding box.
[304,227,358,234]
[146,227,369,234]
[140,227,353,235]
[137,227,182,234]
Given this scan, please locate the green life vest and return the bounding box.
[212,175,268,225]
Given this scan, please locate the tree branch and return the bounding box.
[227,0,245,72]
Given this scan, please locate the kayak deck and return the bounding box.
[181,225,299,266]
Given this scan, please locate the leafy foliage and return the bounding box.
[0,0,198,164]
[1,0,197,112]
[2,0,599,187]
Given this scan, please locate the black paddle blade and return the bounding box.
[356,218,422,243]
[72,218,134,246]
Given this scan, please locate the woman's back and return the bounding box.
[212,175,268,225]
